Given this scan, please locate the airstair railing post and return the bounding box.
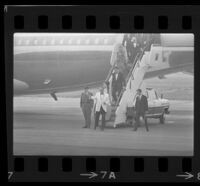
[105,40,152,114]
[115,50,142,106]
[115,40,152,107]
[113,39,153,124]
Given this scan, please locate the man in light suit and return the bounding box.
[134,89,149,132]
[92,85,110,131]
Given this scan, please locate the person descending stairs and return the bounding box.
[105,36,153,128]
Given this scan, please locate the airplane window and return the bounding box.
[59,40,64,44]
[85,39,90,44]
[68,39,72,44]
[51,39,55,45]
[155,53,159,61]
[104,39,108,44]
[34,40,38,45]
[20,40,24,45]
[42,40,46,45]
[77,39,81,44]
[25,40,30,45]
[17,40,22,45]
[95,38,99,44]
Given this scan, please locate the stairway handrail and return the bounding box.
[125,41,151,85]
[115,51,143,106]
[106,40,152,107]
[105,64,116,83]
[115,41,152,106]
[105,40,151,84]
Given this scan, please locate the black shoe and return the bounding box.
[83,126,87,128]
[133,129,137,131]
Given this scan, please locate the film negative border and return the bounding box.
[13,14,193,31]
[5,5,197,32]
[8,156,196,182]
[4,5,200,182]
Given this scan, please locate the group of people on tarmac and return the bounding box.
[80,84,149,132]
[80,34,154,131]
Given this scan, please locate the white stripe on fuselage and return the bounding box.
[162,46,194,51]
[14,45,114,55]
[14,33,124,55]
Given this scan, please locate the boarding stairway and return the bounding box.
[105,45,151,127]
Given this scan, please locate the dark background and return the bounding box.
[2,4,200,183]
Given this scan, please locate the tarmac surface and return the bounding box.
[13,97,193,156]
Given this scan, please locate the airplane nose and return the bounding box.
[14,79,29,93]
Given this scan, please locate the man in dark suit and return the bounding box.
[111,66,125,103]
[80,87,94,128]
[133,89,149,131]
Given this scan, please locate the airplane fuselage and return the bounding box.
[14,34,123,95]
[14,50,111,94]
[14,33,194,96]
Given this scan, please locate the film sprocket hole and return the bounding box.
[4,5,199,183]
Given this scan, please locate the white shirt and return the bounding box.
[115,73,118,80]
[92,92,110,112]
[137,95,142,100]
